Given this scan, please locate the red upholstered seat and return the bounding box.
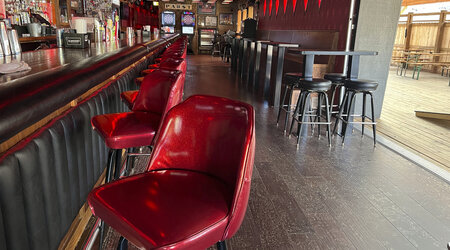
[145,58,186,73]
[88,95,255,249]
[89,170,231,249]
[92,69,184,149]
[91,111,160,149]
[120,90,138,110]
[125,69,185,109]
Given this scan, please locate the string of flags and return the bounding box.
[263,0,323,16]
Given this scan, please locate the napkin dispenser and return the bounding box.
[63,33,89,49]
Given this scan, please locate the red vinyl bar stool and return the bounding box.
[91,69,184,183]
[91,70,184,249]
[88,95,255,250]
[123,59,187,109]
[143,58,187,76]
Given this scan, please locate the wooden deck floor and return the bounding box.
[379,68,450,171]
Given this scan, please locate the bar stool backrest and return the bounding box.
[147,95,255,240]
[132,69,183,116]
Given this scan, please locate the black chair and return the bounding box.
[333,79,378,146]
[277,73,302,134]
[323,73,347,114]
[289,78,332,146]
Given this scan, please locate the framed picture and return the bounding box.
[205,16,217,27]
[198,16,205,27]
[197,2,216,15]
[219,13,233,25]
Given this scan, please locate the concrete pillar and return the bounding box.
[353,0,402,119]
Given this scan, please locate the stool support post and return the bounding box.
[217,241,227,250]
[362,93,367,137]
[369,92,377,146]
[341,91,357,145]
[323,92,332,146]
[114,148,122,180]
[333,91,349,135]
[297,92,310,146]
[277,84,290,126]
[317,92,322,137]
[284,86,293,134]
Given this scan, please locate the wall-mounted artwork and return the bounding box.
[205,16,217,26]
[197,2,216,15]
[219,13,233,25]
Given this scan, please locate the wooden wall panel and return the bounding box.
[410,24,438,47]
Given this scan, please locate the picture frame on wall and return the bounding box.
[198,16,206,27]
[197,2,216,15]
[219,13,233,25]
[205,16,217,27]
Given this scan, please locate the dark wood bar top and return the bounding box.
[0,37,155,83]
[0,34,178,147]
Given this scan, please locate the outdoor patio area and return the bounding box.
[378,67,450,172]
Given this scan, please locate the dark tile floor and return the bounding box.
[104,55,450,250]
[184,55,450,250]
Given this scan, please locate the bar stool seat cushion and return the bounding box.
[324,73,346,83]
[120,90,138,110]
[145,58,186,74]
[88,169,231,249]
[284,72,303,85]
[344,79,378,91]
[298,78,332,91]
[91,111,160,149]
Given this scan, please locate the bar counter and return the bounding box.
[0,34,175,148]
[0,34,179,250]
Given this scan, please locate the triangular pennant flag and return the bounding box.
[269,0,273,16]
[264,0,267,16]
[276,0,279,15]
[283,0,287,14]
[318,0,321,8]
[293,0,297,13]
[304,0,308,11]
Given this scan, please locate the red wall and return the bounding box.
[257,0,351,50]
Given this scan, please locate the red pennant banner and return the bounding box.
[264,0,267,16]
[283,0,287,14]
[293,0,297,13]
[318,0,321,8]
[269,0,273,15]
[276,0,279,15]
[303,0,308,11]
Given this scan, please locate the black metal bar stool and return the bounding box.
[277,73,302,134]
[289,78,332,146]
[333,79,378,146]
[323,73,347,114]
